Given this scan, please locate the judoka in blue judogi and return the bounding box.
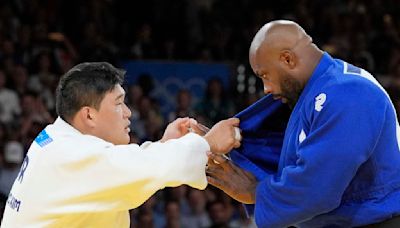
[206,20,400,228]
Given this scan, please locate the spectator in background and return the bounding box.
[126,84,143,113]
[30,23,53,59]
[206,200,231,228]
[0,70,20,124]
[350,33,375,73]
[135,208,154,228]
[136,73,155,97]
[15,24,33,67]
[126,84,147,141]
[130,24,157,59]
[79,22,117,63]
[10,64,29,96]
[47,32,78,73]
[386,46,400,116]
[0,39,19,64]
[229,205,257,228]
[168,89,196,122]
[0,141,24,197]
[196,78,235,125]
[131,195,164,228]
[140,96,165,142]
[28,51,58,111]
[1,57,17,78]
[17,92,53,150]
[164,200,181,228]
[165,186,191,217]
[181,188,211,228]
[19,92,53,125]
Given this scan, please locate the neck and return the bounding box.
[300,45,323,86]
[69,115,90,135]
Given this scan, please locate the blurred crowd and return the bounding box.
[0,0,399,227]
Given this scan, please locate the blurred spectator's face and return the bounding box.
[177,91,191,109]
[13,66,28,86]
[128,85,143,105]
[208,80,222,98]
[139,97,152,115]
[165,201,180,219]
[21,95,36,113]
[188,189,206,213]
[137,211,153,228]
[208,202,227,225]
[90,85,132,145]
[204,188,217,201]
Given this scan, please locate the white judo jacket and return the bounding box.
[1,117,209,227]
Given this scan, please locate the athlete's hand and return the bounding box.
[203,118,241,154]
[206,152,257,204]
[160,117,197,142]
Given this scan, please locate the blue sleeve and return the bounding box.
[253,84,388,227]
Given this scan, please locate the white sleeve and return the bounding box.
[51,132,209,211]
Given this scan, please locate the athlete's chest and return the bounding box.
[278,92,327,169]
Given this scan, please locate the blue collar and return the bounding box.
[291,52,335,113]
[229,52,335,180]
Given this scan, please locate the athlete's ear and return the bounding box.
[279,50,297,69]
[78,106,97,128]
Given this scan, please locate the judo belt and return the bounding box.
[361,215,400,228]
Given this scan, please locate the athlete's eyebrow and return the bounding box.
[115,92,125,101]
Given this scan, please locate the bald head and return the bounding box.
[250,20,312,62]
[249,20,323,107]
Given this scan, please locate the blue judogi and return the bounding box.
[231,53,400,227]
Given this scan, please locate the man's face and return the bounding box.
[276,72,303,108]
[250,49,303,108]
[92,84,132,145]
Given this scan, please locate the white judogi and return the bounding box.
[1,117,209,228]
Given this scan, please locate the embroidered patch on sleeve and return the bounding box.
[34,129,53,147]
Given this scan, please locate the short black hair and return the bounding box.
[56,62,125,122]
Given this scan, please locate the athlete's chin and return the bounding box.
[123,133,131,144]
[115,136,130,145]
[113,132,131,145]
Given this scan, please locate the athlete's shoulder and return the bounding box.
[312,60,386,103]
[300,60,391,124]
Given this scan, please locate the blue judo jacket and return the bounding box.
[231,53,400,227]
